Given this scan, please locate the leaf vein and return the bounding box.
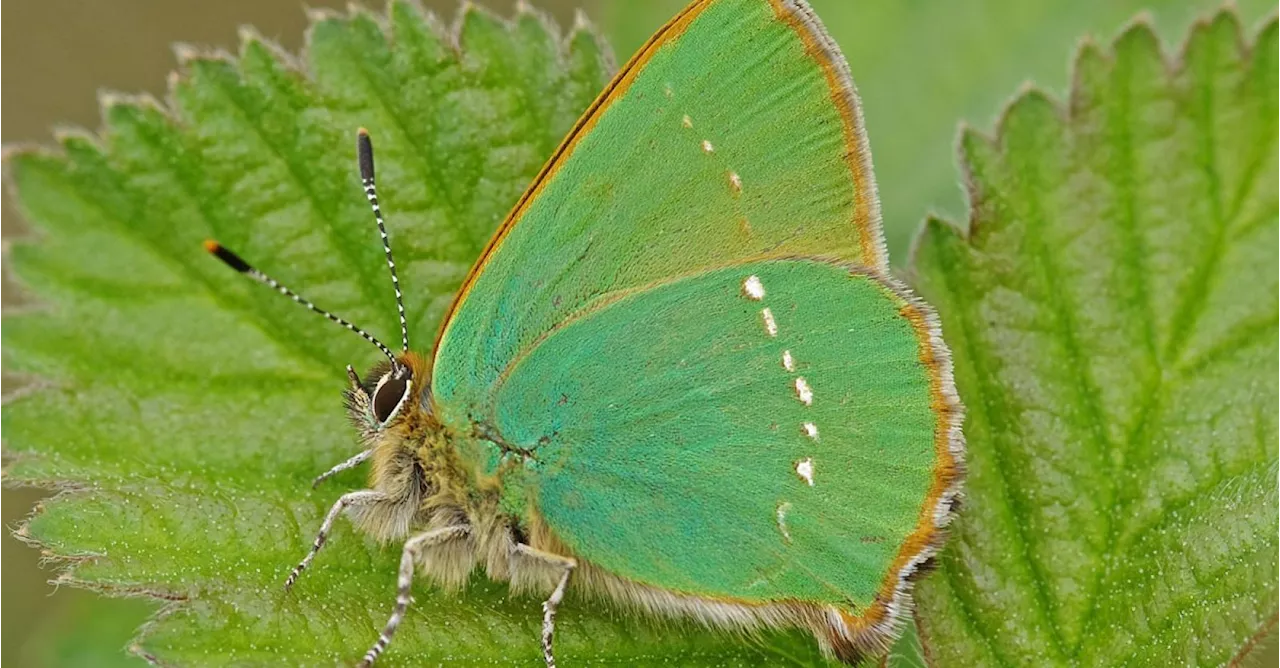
[1074,43,1163,655]
[202,71,386,325]
[1013,115,1115,654]
[930,234,1065,663]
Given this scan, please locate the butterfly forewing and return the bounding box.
[433,0,884,427]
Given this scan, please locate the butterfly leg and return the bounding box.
[515,544,577,668]
[285,490,385,589]
[310,448,373,488]
[358,525,472,667]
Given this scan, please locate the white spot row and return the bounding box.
[794,377,813,406]
[795,458,815,486]
[738,275,820,498]
[760,307,778,337]
[683,114,743,200]
[742,277,778,337]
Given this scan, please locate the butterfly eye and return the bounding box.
[371,370,412,425]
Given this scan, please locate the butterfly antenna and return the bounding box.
[357,128,410,354]
[202,239,400,365]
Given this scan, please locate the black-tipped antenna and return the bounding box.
[357,128,410,354]
[203,239,400,365]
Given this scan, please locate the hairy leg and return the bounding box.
[311,448,373,488]
[515,544,577,668]
[284,490,385,589]
[358,525,472,667]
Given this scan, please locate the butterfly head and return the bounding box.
[343,352,434,440]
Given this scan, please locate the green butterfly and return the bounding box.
[206,0,964,664]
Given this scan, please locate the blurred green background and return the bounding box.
[3,0,1275,665]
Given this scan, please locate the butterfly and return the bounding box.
[205,0,964,664]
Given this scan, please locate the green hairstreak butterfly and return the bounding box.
[205,0,964,664]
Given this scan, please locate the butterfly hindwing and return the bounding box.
[490,259,952,607]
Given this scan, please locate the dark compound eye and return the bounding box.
[372,371,411,424]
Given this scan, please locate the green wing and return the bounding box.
[432,0,885,427]
[491,259,953,607]
[428,0,962,612]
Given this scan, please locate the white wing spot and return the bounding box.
[728,171,743,194]
[782,350,795,372]
[743,275,766,301]
[664,83,674,98]
[802,422,820,440]
[795,458,815,486]
[681,114,693,129]
[761,308,778,337]
[795,377,814,406]
[775,502,793,543]
[702,139,715,153]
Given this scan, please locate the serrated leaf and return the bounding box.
[2,3,832,665]
[909,10,1278,666]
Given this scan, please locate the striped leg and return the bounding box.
[284,490,384,590]
[358,525,472,667]
[515,544,577,668]
[310,448,373,488]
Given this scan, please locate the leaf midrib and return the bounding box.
[1072,36,1162,658]
[1012,102,1119,656]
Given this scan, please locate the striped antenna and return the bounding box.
[357,128,410,354]
[203,240,400,366]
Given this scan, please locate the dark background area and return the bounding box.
[4,1,1276,665]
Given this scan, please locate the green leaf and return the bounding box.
[2,3,831,665]
[603,0,1276,261]
[909,10,1278,666]
[878,620,928,668]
